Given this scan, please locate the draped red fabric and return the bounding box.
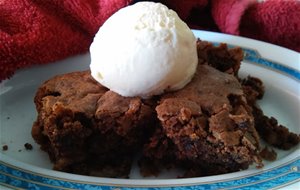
[1,0,299,81]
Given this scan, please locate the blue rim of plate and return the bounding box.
[0,45,299,190]
[224,43,300,81]
[1,156,300,190]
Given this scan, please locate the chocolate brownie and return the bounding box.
[197,40,243,75]
[259,146,277,161]
[139,41,299,177]
[241,76,300,150]
[32,71,156,177]
[140,64,262,177]
[32,40,299,178]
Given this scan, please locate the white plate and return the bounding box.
[0,30,299,189]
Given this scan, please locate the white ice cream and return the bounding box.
[90,2,198,98]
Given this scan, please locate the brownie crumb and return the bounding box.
[260,146,277,161]
[24,143,33,150]
[253,106,300,150]
[18,149,22,152]
[6,117,10,120]
[2,145,8,151]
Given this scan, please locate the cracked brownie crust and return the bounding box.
[141,64,262,176]
[32,71,156,177]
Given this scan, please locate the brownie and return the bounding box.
[252,106,300,150]
[197,40,243,75]
[241,76,300,150]
[259,146,277,161]
[32,71,156,177]
[32,40,299,178]
[140,41,299,177]
[140,64,262,177]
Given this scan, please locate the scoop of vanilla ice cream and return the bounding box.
[90,2,198,98]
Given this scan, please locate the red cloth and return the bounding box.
[211,0,256,35]
[0,0,130,81]
[240,0,300,52]
[1,0,299,81]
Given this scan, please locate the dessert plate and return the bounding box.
[1,30,299,189]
